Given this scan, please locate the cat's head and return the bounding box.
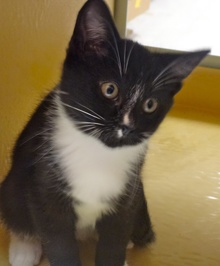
[60,0,209,148]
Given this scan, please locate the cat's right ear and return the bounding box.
[67,0,120,58]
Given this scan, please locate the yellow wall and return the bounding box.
[1,0,220,182]
[0,0,114,180]
[175,66,220,117]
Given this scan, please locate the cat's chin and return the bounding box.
[99,135,148,148]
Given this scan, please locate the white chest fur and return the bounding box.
[52,104,146,230]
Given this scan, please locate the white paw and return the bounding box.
[9,234,42,266]
[124,262,129,266]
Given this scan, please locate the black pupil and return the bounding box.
[106,85,115,95]
[147,99,154,109]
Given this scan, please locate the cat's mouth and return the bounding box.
[75,120,148,148]
[99,127,148,148]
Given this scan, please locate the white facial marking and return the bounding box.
[123,112,130,126]
[127,84,144,110]
[9,234,42,266]
[52,98,147,232]
[117,128,123,138]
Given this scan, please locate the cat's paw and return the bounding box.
[9,234,42,266]
[131,227,156,247]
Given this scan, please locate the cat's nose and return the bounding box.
[121,125,133,136]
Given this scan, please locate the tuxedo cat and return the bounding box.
[0,0,209,265]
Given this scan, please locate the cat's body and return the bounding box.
[0,0,209,266]
[1,89,152,266]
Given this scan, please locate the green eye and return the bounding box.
[143,98,158,113]
[101,82,119,99]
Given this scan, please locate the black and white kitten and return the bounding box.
[0,1,209,266]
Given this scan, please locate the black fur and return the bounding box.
[0,0,209,266]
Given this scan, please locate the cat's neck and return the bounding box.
[49,95,148,229]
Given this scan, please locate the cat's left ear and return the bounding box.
[153,49,210,94]
[68,0,120,57]
[164,50,210,80]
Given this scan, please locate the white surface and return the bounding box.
[127,0,220,56]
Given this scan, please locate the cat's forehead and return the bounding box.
[103,41,154,95]
[116,41,155,82]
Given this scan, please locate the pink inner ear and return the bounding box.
[85,14,107,41]
[83,13,110,57]
[67,0,121,58]
[80,11,109,57]
[84,41,109,57]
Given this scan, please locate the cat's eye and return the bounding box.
[143,98,158,113]
[101,82,119,99]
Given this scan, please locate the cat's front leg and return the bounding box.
[33,203,81,266]
[95,214,131,266]
[42,231,81,266]
[131,194,155,247]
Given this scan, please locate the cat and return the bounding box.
[0,0,209,266]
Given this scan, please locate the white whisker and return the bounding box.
[153,71,178,87]
[151,59,180,86]
[31,148,53,166]
[95,129,102,138]
[90,128,99,138]
[76,125,96,130]
[19,129,50,146]
[104,19,123,77]
[123,40,127,74]
[33,140,50,152]
[75,102,105,121]
[81,126,103,139]
[110,30,122,77]
[153,78,180,91]
[58,91,69,95]
[125,42,135,74]
[107,40,122,77]
[62,102,102,121]
[75,121,105,126]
